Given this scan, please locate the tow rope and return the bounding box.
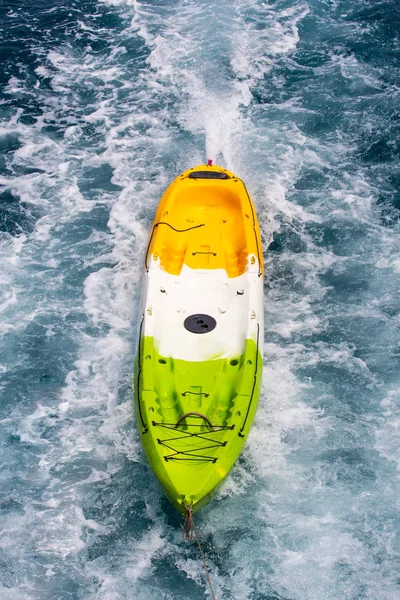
[183,504,217,600]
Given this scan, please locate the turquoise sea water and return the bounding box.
[1,0,400,598]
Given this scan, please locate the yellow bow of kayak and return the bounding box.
[134,164,264,514]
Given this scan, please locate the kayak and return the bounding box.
[134,164,264,515]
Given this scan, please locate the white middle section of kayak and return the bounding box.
[142,256,264,362]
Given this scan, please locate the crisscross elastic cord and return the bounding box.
[152,415,234,464]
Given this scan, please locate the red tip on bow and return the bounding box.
[207,159,213,166]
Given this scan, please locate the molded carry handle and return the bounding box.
[175,412,214,429]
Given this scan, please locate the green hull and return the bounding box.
[134,333,262,514]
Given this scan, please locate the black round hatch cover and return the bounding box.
[184,314,217,334]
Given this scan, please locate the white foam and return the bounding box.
[375,389,400,472]
[34,65,51,78]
